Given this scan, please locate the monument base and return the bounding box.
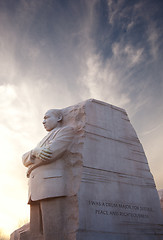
[75,99,163,240]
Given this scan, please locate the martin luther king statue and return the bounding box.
[11,105,84,240]
[10,99,163,240]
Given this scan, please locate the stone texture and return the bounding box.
[76,99,163,240]
[10,223,30,240]
[10,106,85,240]
[10,99,163,240]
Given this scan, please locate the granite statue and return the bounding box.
[10,99,163,240]
[11,106,85,240]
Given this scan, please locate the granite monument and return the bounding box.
[11,99,163,240]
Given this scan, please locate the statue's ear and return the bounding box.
[57,114,63,122]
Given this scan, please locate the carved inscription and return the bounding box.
[88,200,153,219]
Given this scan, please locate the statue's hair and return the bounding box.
[46,109,63,122]
[46,102,85,128]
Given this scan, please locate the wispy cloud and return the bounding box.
[141,123,163,136]
[147,24,160,60]
[112,42,144,67]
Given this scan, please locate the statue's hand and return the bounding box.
[39,148,53,162]
[31,146,44,158]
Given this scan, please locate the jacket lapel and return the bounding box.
[39,128,60,147]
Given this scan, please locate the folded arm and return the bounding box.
[22,151,35,167]
[42,126,75,162]
[22,126,75,176]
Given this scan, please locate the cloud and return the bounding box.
[147,24,160,60]
[0,0,153,111]
[112,42,144,67]
[107,0,125,25]
[142,123,163,137]
[78,49,131,107]
[0,0,163,235]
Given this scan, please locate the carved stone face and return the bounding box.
[43,110,60,131]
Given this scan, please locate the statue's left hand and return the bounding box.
[39,148,53,162]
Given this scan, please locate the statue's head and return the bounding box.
[42,109,63,131]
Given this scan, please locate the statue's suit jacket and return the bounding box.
[22,126,75,202]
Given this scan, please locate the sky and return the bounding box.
[0,0,163,236]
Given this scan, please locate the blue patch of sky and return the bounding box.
[91,0,112,60]
[5,0,87,82]
[90,0,163,97]
[21,0,86,46]
[91,0,163,62]
[0,0,20,15]
[1,0,163,87]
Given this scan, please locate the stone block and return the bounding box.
[76,99,163,240]
[10,99,163,240]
